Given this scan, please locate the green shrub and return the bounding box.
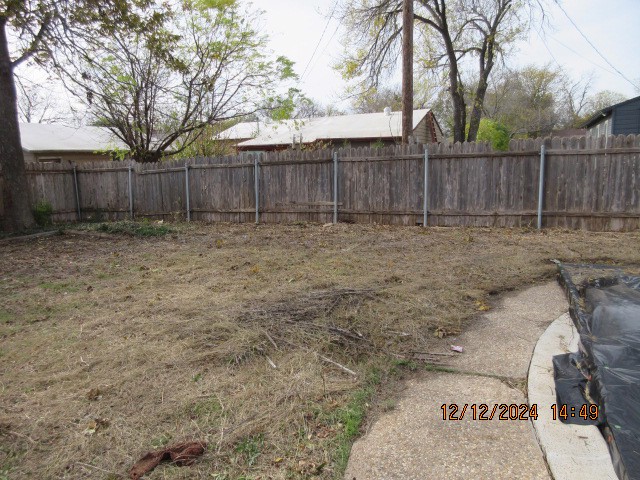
[371,138,385,149]
[33,201,53,226]
[95,221,172,237]
[476,119,511,151]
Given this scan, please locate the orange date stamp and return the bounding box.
[441,403,538,421]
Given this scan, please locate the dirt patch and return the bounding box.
[1,223,639,479]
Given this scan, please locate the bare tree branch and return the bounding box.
[338,0,547,142]
[49,1,293,162]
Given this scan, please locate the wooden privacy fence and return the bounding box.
[1,134,639,231]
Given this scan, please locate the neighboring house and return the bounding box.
[582,95,640,138]
[19,123,129,163]
[220,109,443,152]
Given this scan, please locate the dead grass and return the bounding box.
[1,222,640,479]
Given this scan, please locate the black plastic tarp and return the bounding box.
[556,263,640,480]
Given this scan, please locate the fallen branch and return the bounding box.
[279,319,371,345]
[0,230,59,244]
[327,325,367,343]
[317,354,357,377]
[63,229,114,239]
[387,330,411,337]
[240,288,377,326]
[279,338,358,377]
[386,351,448,364]
[263,330,279,350]
[410,351,456,357]
[7,430,36,444]
[266,356,277,369]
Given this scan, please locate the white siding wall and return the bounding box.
[413,117,429,144]
[588,118,612,138]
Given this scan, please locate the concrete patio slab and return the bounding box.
[346,282,565,480]
[346,282,617,480]
[345,373,549,480]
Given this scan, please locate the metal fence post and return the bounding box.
[254,154,260,224]
[128,166,134,220]
[184,164,190,222]
[537,144,546,230]
[423,146,429,227]
[73,165,81,222]
[333,151,339,224]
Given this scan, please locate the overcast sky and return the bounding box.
[260,0,640,109]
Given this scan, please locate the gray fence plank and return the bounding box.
[1,135,639,231]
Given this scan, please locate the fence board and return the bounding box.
[1,135,639,231]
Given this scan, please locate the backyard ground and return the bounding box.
[1,222,639,479]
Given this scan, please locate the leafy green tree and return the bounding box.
[484,64,563,138]
[296,96,332,118]
[172,122,238,158]
[351,86,403,113]
[583,90,627,115]
[482,65,628,135]
[263,87,305,121]
[53,0,296,162]
[261,88,336,120]
[475,118,510,150]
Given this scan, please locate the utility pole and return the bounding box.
[402,0,413,144]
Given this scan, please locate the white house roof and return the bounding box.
[19,123,128,152]
[230,109,431,148]
[217,121,265,141]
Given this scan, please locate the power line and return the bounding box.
[534,26,563,70]
[303,23,341,81]
[535,22,617,77]
[300,1,339,82]
[547,35,617,77]
[552,0,638,89]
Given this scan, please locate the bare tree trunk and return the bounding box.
[442,35,465,141]
[431,0,466,143]
[467,74,489,142]
[450,78,466,143]
[401,0,413,144]
[0,19,35,232]
[467,40,495,142]
[466,2,505,141]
